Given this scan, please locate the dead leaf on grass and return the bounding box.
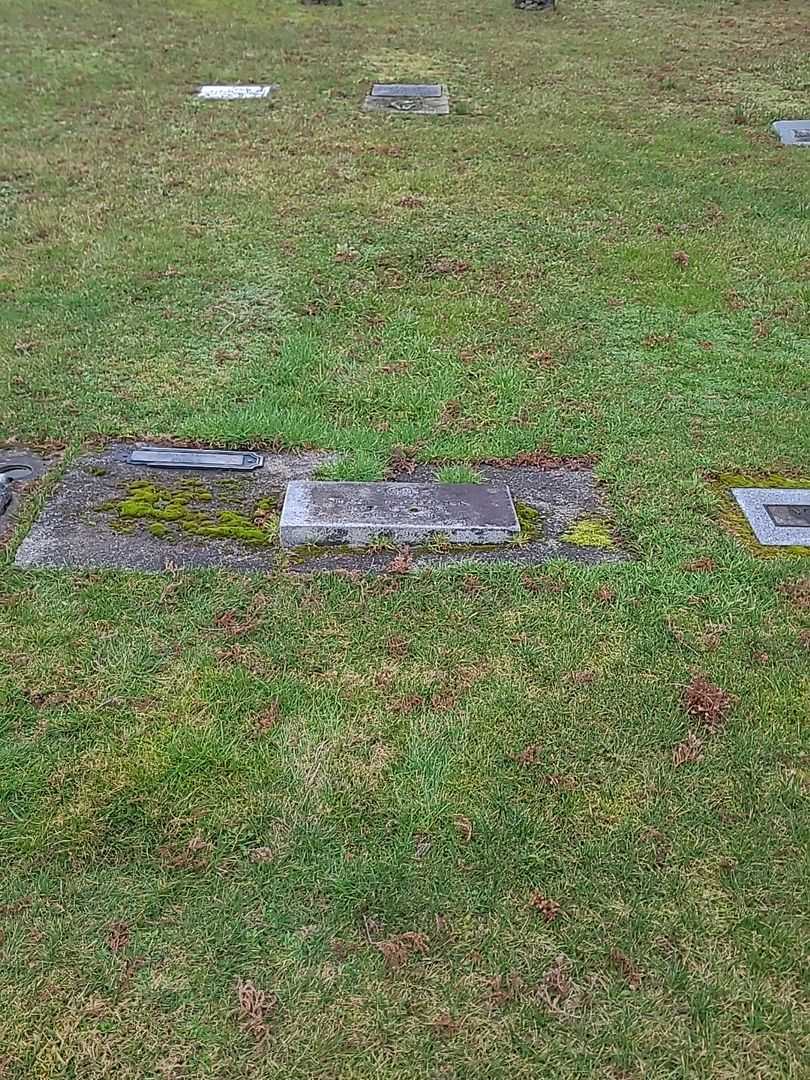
[683,557,717,572]
[454,815,473,843]
[234,978,278,1043]
[376,931,429,971]
[779,578,810,611]
[398,195,424,208]
[430,1011,461,1037]
[513,744,542,766]
[387,547,414,575]
[107,921,130,953]
[672,249,690,268]
[249,847,274,864]
[672,731,704,766]
[681,674,735,733]
[609,948,642,989]
[595,585,617,603]
[537,956,572,1009]
[253,701,280,735]
[529,892,561,922]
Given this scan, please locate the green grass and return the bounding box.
[1,1,809,1076]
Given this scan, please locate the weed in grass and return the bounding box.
[435,463,482,484]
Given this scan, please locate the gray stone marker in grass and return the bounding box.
[363,83,450,117]
[771,121,810,147]
[514,0,556,9]
[195,85,277,100]
[732,487,810,546]
[279,480,519,548]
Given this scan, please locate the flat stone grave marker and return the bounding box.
[363,83,449,116]
[280,480,520,548]
[195,85,277,100]
[771,120,810,147]
[731,487,810,546]
[129,447,264,471]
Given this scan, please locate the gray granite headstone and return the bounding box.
[771,120,810,147]
[731,487,810,546]
[280,480,519,548]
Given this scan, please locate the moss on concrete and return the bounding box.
[101,480,278,548]
[561,516,615,549]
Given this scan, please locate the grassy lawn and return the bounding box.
[1,0,809,1076]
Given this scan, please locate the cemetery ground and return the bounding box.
[1,0,808,1077]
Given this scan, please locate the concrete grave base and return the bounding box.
[363,84,450,117]
[14,445,628,572]
[14,444,338,572]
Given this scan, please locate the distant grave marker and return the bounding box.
[771,120,810,147]
[731,487,810,546]
[195,85,276,100]
[514,0,556,9]
[280,480,519,548]
[363,83,450,116]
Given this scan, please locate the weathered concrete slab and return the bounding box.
[363,84,449,116]
[771,120,810,147]
[14,446,627,572]
[731,487,810,547]
[280,481,519,548]
[195,85,277,100]
[14,444,339,572]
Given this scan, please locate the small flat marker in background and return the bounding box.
[731,487,810,547]
[129,447,264,471]
[280,480,519,548]
[371,83,442,98]
[363,83,449,116]
[771,120,810,147]
[195,85,276,100]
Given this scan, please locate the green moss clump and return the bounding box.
[513,502,541,545]
[100,480,277,548]
[562,517,615,549]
